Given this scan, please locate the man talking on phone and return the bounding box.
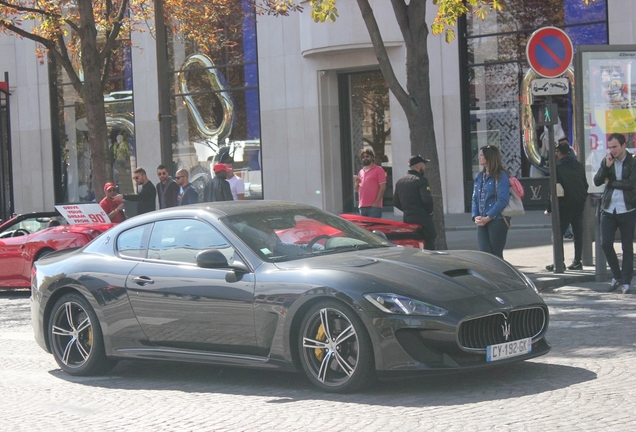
[594,133,636,294]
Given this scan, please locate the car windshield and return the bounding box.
[222,208,393,262]
[0,216,67,238]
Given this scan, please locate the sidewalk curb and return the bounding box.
[526,270,604,292]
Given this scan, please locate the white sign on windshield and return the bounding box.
[55,204,110,225]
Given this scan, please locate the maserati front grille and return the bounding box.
[458,307,547,350]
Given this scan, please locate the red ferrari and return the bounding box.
[276,213,425,249]
[340,214,425,249]
[0,209,422,290]
[0,211,114,289]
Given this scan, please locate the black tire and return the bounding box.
[298,300,374,393]
[34,248,54,261]
[47,293,117,375]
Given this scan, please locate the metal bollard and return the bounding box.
[592,195,607,281]
[582,195,594,266]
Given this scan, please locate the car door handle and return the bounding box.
[132,276,154,286]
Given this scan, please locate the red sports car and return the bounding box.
[276,213,425,249]
[339,214,426,249]
[0,211,114,289]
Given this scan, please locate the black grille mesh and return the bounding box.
[458,307,546,350]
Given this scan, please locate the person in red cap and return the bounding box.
[99,182,125,223]
[204,163,233,202]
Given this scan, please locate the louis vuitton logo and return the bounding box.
[530,185,542,200]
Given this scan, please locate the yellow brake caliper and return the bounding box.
[314,324,326,361]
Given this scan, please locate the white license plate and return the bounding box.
[486,337,532,362]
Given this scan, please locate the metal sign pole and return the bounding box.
[546,95,565,273]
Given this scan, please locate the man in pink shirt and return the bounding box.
[354,149,386,218]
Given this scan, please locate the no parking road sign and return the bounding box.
[526,27,573,78]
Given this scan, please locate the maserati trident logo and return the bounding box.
[502,321,511,341]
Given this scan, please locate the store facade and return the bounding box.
[1,0,634,216]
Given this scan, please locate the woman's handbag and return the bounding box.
[502,187,525,217]
[495,175,525,217]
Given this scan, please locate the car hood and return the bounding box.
[272,247,531,302]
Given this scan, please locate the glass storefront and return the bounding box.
[577,47,636,193]
[50,40,136,203]
[166,5,262,200]
[338,70,392,212]
[460,0,608,208]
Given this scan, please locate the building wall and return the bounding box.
[609,0,635,44]
[2,24,54,214]
[2,1,633,215]
[257,1,463,214]
[131,31,162,179]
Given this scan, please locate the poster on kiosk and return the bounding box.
[575,46,636,193]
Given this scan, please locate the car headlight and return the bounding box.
[519,270,540,294]
[364,293,447,316]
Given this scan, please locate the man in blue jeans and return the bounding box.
[594,133,636,294]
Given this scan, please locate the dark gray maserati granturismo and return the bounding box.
[31,201,550,393]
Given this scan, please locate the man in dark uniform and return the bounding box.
[393,155,436,250]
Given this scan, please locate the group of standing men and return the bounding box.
[99,156,245,222]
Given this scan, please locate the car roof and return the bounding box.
[123,201,320,224]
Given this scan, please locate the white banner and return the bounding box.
[55,204,110,225]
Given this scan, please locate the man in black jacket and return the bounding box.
[156,164,179,208]
[204,163,233,202]
[116,167,157,216]
[393,155,436,250]
[594,133,636,294]
[545,140,588,271]
[175,168,199,205]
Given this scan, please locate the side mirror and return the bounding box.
[371,230,388,240]
[196,249,229,269]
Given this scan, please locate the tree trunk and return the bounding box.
[77,0,110,202]
[356,0,448,249]
[401,1,447,250]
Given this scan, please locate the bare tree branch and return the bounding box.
[64,18,80,34]
[56,32,84,94]
[355,0,410,110]
[0,0,79,33]
[0,21,53,46]
[0,0,54,17]
[390,0,410,45]
[100,0,128,62]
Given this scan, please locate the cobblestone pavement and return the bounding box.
[2,285,635,432]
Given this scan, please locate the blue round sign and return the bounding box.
[526,27,573,78]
